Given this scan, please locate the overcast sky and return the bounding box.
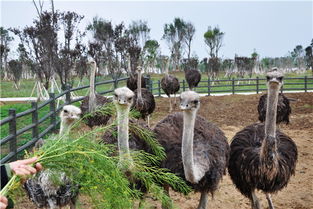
[1,0,312,59]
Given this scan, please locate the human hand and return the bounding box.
[0,195,8,209]
[9,157,43,176]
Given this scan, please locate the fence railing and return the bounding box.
[1,76,312,163]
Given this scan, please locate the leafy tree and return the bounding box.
[128,20,150,49]
[8,60,22,89]
[204,26,224,58]
[162,18,187,71]
[143,40,160,73]
[183,22,195,60]
[0,27,14,79]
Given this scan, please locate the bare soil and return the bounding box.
[14,92,313,209]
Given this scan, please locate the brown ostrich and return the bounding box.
[80,60,111,128]
[126,53,146,91]
[228,71,298,209]
[153,91,229,209]
[161,59,180,112]
[132,66,155,127]
[185,68,201,90]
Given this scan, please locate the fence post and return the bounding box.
[232,78,235,95]
[31,102,39,140]
[183,80,186,91]
[9,109,17,161]
[49,93,57,131]
[207,78,211,96]
[65,85,71,104]
[304,76,307,92]
[114,78,118,89]
[158,80,161,97]
[256,76,259,94]
[149,80,153,94]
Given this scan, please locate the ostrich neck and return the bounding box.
[89,64,96,112]
[265,84,279,137]
[116,105,132,163]
[182,109,204,184]
[137,71,142,101]
[261,83,279,162]
[59,119,72,137]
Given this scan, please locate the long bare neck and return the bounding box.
[261,83,279,162]
[182,109,204,184]
[116,105,132,164]
[265,84,279,137]
[137,70,142,101]
[89,63,96,112]
[59,119,72,137]
[165,61,169,75]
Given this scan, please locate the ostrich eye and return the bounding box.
[114,94,118,98]
[127,97,132,102]
[266,76,270,81]
[277,76,283,81]
[64,109,68,113]
[193,100,199,105]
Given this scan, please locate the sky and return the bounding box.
[1,0,312,60]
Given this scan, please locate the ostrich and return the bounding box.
[126,54,146,91]
[185,68,201,90]
[132,66,155,127]
[80,60,111,128]
[161,59,180,112]
[153,91,229,209]
[228,71,298,209]
[24,105,81,209]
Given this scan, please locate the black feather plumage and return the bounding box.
[132,88,155,120]
[161,75,180,97]
[258,93,291,124]
[185,69,201,90]
[153,112,229,194]
[127,73,147,91]
[80,94,112,128]
[228,123,297,199]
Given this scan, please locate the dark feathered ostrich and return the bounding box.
[228,71,298,209]
[132,66,155,127]
[185,68,201,90]
[126,55,147,91]
[258,93,291,124]
[80,60,111,127]
[161,59,180,112]
[24,105,81,209]
[153,91,229,209]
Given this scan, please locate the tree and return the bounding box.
[204,26,224,58]
[143,40,160,73]
[305,45,313,74]
[0,27,14,79]
[128,20,150,49]
[8,60,22,89]
[162,18,187,71]
[184,22,195,60]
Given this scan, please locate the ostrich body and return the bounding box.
[25,105,81,209]
[127,73,147,91]
[228,71,297,209]
[80,60,111,127]
[153,91,229,209]
[258,93,291,124]
[161,60,180,112]
[133,66,155,126]
[185,68,201,90]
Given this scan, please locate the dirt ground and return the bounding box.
[14,92,313,209]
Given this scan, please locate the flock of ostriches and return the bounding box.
[24,60,297,209]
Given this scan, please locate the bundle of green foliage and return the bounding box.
[1,114,191,208]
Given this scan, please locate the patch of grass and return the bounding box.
[303,104,313,109]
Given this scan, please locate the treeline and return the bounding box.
[0,1,312,90]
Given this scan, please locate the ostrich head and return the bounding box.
[60,105,82,125]
[266,68,284,89]
[180,91,200,111]
[113,87,135,107]
[136,65,143,73]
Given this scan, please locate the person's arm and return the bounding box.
[0,195,8,209]
[0,165,9,190]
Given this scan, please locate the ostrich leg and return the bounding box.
[197,191,208,209]
[169,95,172,112]
[251,191,261,209]
[266,193,275,209]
